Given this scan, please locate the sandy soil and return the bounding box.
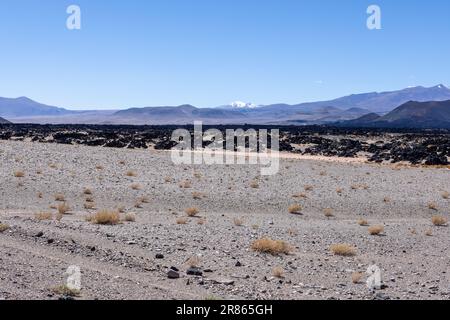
[0,140,449,300]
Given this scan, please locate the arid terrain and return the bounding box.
[0,139,449,300]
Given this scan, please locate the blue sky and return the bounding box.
[0,0,449,109]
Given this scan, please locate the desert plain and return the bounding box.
[0,139,449,300]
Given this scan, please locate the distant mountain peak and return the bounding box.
[230,101,258,109]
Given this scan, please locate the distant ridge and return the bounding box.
[340,100,450,128]
[0,97,71,117]
[0,116,11,124]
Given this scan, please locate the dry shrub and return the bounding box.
[304,185,314,191]
[193,172,202,179]
[117,205,126,213]
[37,192,43,199]
[176,217,188,225]
[186,256,200,267]
[368,225,384,236]
[131,183,142,190]
[287,228,298,236]
[83,188,92,195]
[425,229,433,237]
[358,219,369,226]
[124,213,136,222]
[119,160,126,165]
[179,180,192,188]
[288,204,302,214]
[428,202,438,211]
[352,272,363,284]
[49,163,58,169]
[383,197,391,203]
[13,170,25,178]
[52,285,80,297]
[134,200,143,208]
[55,213,63,221]
[442,191,449,199]
[330,244,357,257]
[91,210,120,225]
[84,202,95,210]
[251,238,292,255]
[250,181,259,189]
[95,165,104,170]
[57,203,70,215]
[192,192,203,200]
[432,215,448,226]
[85,196,94,203]
[138,196,150,204]
[185,207,199,217]
[0,223,10,232]
[292,193,308,199]
[54,193,65,202]
[35,212,53,221]
[164,176,173,183]
[233,217,244,226]
[336,188,343,194]
[272,267,285,278]
[197,218,206,225]
[126,170,137,177]
[319,171,327,176]
[323,208,334,218]
[36,169,43,175]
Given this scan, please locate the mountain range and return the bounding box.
[1,85,450,127]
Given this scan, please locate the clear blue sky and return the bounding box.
[1,0,449,109]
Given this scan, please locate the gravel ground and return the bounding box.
[0,140,449,300]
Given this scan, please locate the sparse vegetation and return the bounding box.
[83,188,92,195]
[57,203,70,215]
[292,192,308,199]
[90,210,120,225]
[192,192,203,200]
[124,213,136,222]
[233,217,244,226]
[304,185,314,191]
[95,165,104,170]
[442,191,449,199]
[186,256,200,268]
[0,223,10,232]
[352,272,363,284]
[425,229,433,236]
[432,215,448,226]
[251,237,292,255]
[250,181,259,189]
[358,219,369,226]
[185,207,200,217]
[428,202,438,211]
[179,180,192,188]
[272,267,285,278]
[176,217,188,225]
[368,225,384,236]
[323,208,334,218]
[52,285,80,297]
[330,244,357,257]
[35,212,53,221]
[13,170,25,178]
[84,202,95,210]
[54,193,65,202]
[288,204,302,214]
[126,170,137,177]
[130,183,142,190]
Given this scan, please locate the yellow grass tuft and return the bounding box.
[304,185,314,191]
[57,203,70,215]
[186,256,201,268]
[0,223,10,232]
[272,267,285,278]
[251,237,292,255]
[368,225,384,236]
[90,210,120,225]
[358,219,369,226]
[330,244,357,257]
[54,193,65,202]
[185,207,200,217]
[352,272,363,284]
[130,183,142,190]
[176,217,188,225]
[35,212,53,221]
[428,202,438,211]
[14,170,25,178]
[124,213,136,222]
[442,191,449,199]
[323,208,334,218]
[288,204,302,214]
[250,181,259,189]
[52,285,80,297]
[233,217,244,226]
[126,170,137,177]
[432,215,448,226]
